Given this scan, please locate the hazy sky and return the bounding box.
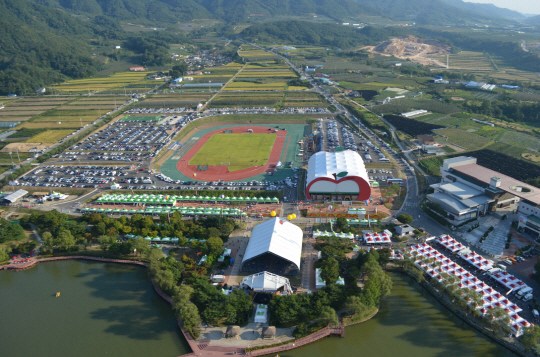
[463,0,540,14]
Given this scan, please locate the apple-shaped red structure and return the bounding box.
[306,150,371,201]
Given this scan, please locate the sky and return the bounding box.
[462,0,540,14]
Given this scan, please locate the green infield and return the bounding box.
[189,133,276,166]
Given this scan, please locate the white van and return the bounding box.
[516,287,533,297]
[522,293,533,302]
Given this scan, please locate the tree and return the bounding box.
[132,237,150,256]
[56,230,75,250]
[169,63,188,79]
[98,235,113,252]
[521,325,540,351]
[335,217,349,232]
[319,256,340,285]
[206,236,223,257]
[179,302,201,338]
[319,306,338,327]
[0,246,10,262]
[397,213,414,224]
[346,295,368,315]
[42,231,54,247]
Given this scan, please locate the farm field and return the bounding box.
[384,115,444,137]
[53,72,148,93]
[0,152,33,164]
[223,82,287,91]
[188,134,276,166]
[434,128,493,150]
[209,93,283,107]
[433,51,492,70]
[25,130,74,143]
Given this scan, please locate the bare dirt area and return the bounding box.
[1,142,53,152]
[365,35,451,67]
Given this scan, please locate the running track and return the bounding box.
[176,126,288,181]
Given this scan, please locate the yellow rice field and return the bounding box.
[26,130,75,143]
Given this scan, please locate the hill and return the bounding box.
[356,0,517,25]
[241,20,406,49]
[31,0,378,23]
[525,14,540,26]
[440,0,525,21]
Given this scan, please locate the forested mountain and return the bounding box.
[355,0,514,25]
[31,0,378,23]
[440,0,525,21]
[524,15,540,26]
[241,21,406,49]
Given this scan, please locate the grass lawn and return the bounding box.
[189,134,276,166]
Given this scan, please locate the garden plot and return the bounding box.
[500,131,540,152]
[434,128,493,150]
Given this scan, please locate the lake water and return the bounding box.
[288,273,516,357]
[0,263,516,357]
[0,260,189,357]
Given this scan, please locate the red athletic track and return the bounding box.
[176,126,287,181]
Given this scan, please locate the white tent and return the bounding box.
[240,271,293,294]
[242,218,303,271]
[254,304,268,323]
[316,268,326,289]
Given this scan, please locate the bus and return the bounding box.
[387,178,406,185]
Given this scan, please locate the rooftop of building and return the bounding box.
[451,164,540,205]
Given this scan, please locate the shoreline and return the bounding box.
[392,268,532,357]
[1,255,377,357]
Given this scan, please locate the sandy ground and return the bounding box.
[364,35,451,68]
[1,142,53,152]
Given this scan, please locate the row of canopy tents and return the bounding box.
[461,251,495,271]
[363,232,391,244]
[125,234,180,243]
[347,207,367,215]
[436,235,468,254]
[492,270,530,293]
[329,218,378,225]
[313,230,355,240]
[406,243,530,336]
[124,234,209,244]
[96,194,280,205]
[81,206,247,216]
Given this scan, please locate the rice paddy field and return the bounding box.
[137,93,211,108]
[208,93,284,108]
[283,92,327,108]
[223,81,288,91]
[53,71,149,93]
[25,130,75,143]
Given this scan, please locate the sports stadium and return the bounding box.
[160,121,315,183]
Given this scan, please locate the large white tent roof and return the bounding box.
[242,217,302,269]
[306,150,369,185]
[241,271,292,294]
[4,189,28,203]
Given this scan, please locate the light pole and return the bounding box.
[8,151,14,169]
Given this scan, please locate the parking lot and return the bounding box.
[14,165,132,188]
